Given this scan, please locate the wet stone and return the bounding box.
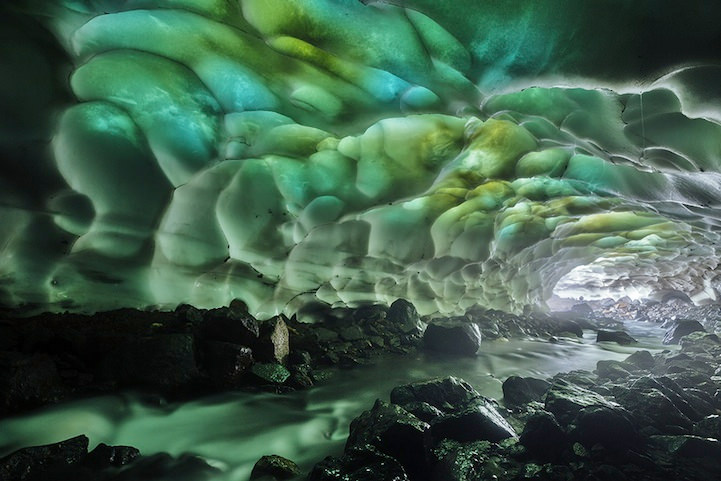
[519,411,567,460]
[596,330,638,345]
[595,360,631,381]
[338,325,364,341]
[427,400,517,445]
[308,446,409,481]
[502,376,551,407]
[0,435,89,481]
[429,439,492,481]
[202,341,253,388]
[84,443,140,468]
[694,414,721,439]
[569,405,638,451]
[346,400,429,480]
[544,379,618,426]
[614,384,693,435]
[251,363,291,384]
[256,316,290,364]
[250,454,301,480]
[663,319,705,345]
[624,350,655,370]
[390,376,480,414]
[386,299,424,336]
[423,322,482,356]
[401,401,444,423]
[200,308,259,345]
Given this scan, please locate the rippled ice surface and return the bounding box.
[0,322,672,480]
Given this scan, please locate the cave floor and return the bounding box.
[0,321,670,480]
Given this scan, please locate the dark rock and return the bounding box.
[694,414,721,439]
[519,411,567,459]
[202,341,253,388]
[287,350,312,366]
[250,454,301,480]
[429,439,492,481]
[288,364,314,389]
[0,434,88,481]
[109,452,219,480]
[401,401,444,423]
[551,319,584,338]
[256,316,290,364]
[0,352,64,414]
[174,304,204,324]
[338,325,364,342]
[651,435,721,458]
[251,363,291,384]
[502,376,551,407]
[387,299,424,335]
[200,308,259,345]
[544,379,618,426]
[84,443,140,468]
[346,400,428,480]
[595,360,631,381]
[423,322,481,356]
[570,405,638,450]
[596,330,637,345]
[614,384,693,435]
[571,302,594,317]
[101,333,200,391]
[427,400,516,444]
[636,376,707,422]
[390,376,480,413]
[308,446,409,481]
[624,350,655,370]
[663,319,705,345]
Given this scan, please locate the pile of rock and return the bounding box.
[0,302,300,416]
[308,376,516,481]
[0,434,218,481]
[306,323,721,481]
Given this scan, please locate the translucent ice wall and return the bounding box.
[2,0,721,316]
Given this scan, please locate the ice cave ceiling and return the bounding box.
[2,0,721,317]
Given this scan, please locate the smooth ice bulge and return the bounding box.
[1,0,721,316]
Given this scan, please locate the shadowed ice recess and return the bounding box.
[0,322,671,481]
[2,0,721,316]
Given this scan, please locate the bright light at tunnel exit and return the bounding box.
[553,262,653,301]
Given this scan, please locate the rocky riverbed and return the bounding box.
[1,299,720,480]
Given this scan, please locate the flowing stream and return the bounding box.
[0,322,672,480]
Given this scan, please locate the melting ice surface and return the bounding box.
[0,322,672,480]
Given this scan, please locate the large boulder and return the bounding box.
[256,316,290,364]
[519,411,567,459]
[308,446,409,481]
[427,400,516,445]
[663,320,705,345]
[0,352,64,415]
[569,405,638,450]
[386,299,424,336]
[614,384,693,435]
[390,377,480,413]
[202,341,253,388]
[250,454,301,480]
[423,322,481,356]
[0,435,88,481]
[596,330,637,345]
[502,376,550,407]
[544,379,619,426]
[200,307,259,345]
[346,400,429,480]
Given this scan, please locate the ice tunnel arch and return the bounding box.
[2,0,721,317]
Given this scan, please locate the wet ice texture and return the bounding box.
[2,1,721,316]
